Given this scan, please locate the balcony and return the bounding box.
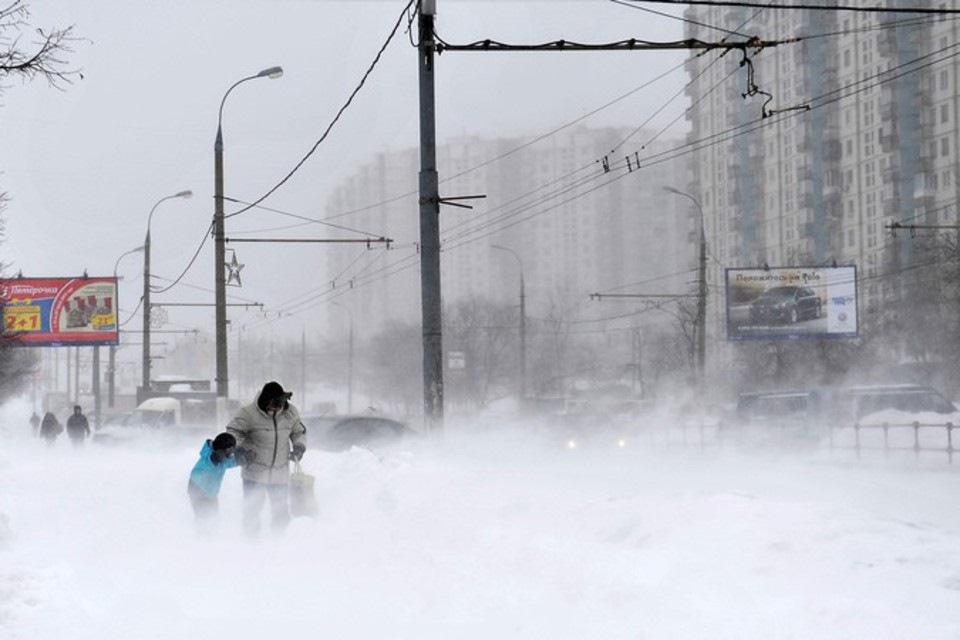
[879,131,899,152]
[823,139,842,160]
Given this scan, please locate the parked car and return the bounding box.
[831,384,957,422]
[301,413,416,452]
[736,389,823,424]
[749,286,822,324]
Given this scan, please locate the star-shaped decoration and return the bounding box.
[225,250,245,287]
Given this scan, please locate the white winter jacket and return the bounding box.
[226,397,307,485]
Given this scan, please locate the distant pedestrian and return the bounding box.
[65,405,91,447]
[227,381,307,538]
[39,412,62,446]
[187,432,239,534]
[29,412,40,437]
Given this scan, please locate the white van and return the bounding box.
[125,397,182,428]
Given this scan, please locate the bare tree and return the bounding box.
[0,2,80,403]
[0,1,80,93]
[443,298,515,411]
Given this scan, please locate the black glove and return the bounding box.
[235,447,255,465]
[289,443,306,462]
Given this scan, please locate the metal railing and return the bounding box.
[829,421,958,464]
[634,419,959,465]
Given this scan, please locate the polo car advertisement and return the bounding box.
[0,277,119,346]
[726,266,858,340]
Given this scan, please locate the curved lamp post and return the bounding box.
[142,190,193,398]
[109,244,144,408]
[664,186,707,389]
[490,244,527,404]
[214,65,283,409]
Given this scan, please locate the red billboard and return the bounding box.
[0,277,120,346]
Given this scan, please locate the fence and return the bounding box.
[643,419,959,465]
[829,421,959,464]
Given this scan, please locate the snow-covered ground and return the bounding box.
[2,399,960,639]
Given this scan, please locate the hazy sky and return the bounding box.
[0,0,689,342]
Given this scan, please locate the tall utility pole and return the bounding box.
[418,0,443,430]
[213,66,283,413]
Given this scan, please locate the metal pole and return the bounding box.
[214,123,228,403]
[108,345,116,408]
[92,346,101,428]
[142,194,190,400]
[347,318,354,413]
[111,244,142,409]
[142,227,152,397]
[697,212,707,389]
[214,66,283,413]
[419,0,443,430]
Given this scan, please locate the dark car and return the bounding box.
[301,413,416,452]
[832,384,957,422]
[749,286,822,324]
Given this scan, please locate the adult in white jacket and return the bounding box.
[227,381,307,537]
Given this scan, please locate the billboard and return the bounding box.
[0,277,120,346]
[726,266,858,340]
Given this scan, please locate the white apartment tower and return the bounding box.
[323,126,687,340]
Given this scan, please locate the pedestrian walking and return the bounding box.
[65,405,91,447]
[226,381,307,538]
[39,412,62,446]
[29,412,40,437]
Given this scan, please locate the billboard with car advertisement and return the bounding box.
[0,277,119,346]
[726,266,858,340]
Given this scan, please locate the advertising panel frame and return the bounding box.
[0,277,120,347]
[725,266,858,341]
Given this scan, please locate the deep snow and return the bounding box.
[2,399,960,639]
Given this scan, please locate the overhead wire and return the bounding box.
[244,3,956,331]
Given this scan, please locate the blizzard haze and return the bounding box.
[3,398,960,639]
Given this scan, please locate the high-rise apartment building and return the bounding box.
[682,3,959,369]
[323,126,687,341]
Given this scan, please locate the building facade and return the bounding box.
[323,126,689,348]
[681,2,960,374]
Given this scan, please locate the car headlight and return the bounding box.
[566,439,578,449]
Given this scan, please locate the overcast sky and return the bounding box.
[0,0,689,340]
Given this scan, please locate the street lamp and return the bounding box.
[331,302,355,413]
[664,186,707,389]
[110,244,145,409]
[490,244,527,405]
[142,190,193,400]
[214,65,283,413]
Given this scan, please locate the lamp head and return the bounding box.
[257,66,284,79]
[175,190,193,199]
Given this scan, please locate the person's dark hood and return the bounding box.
[256,381,292,412]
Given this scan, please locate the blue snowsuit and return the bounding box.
[187,440,237,521]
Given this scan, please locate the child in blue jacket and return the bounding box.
[187,432,238,529]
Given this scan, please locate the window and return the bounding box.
[942,103,950,124]
[942,137,950,156]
